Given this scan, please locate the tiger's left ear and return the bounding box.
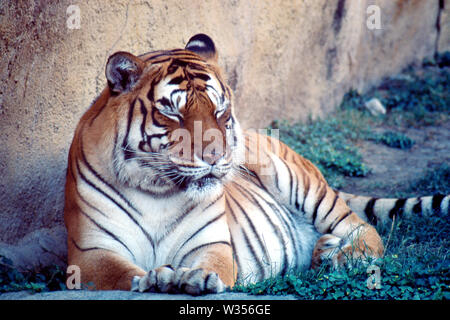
[106,51,144,94]
[185,34,218,63]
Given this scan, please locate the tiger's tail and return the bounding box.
[336,191,449,225]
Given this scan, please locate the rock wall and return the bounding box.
[0,0,448,268]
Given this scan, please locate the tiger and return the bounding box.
[64,33,449,295]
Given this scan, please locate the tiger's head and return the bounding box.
[89,34,244,200]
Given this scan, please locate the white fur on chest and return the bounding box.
[119,187,227,271]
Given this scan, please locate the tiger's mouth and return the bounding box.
[177,173,222,192]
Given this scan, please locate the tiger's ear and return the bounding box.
[106,52,144,94]
[185,34,218,63]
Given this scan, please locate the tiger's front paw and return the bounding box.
[132,265,227,295]
[311,234,347,268]
[311,234,384,268]
[311,234,381,269]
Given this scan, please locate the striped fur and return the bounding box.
[64,34,447,295]
[336,191,449,225]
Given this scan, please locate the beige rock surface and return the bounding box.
[0,0,447,267]
[438,0,450,53]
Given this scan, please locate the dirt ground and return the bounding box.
[340,121,450,198]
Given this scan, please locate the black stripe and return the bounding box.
[75,185,107,217]
[202,193,225,212]
[322,193,339,222]
[193,73,210,82]
[187,62,207,72]
[145,132,169,153]
[240,168,265,190]
[412,198,422,215]
[312,183,327,225]
[143,50,172,61]
[204,273,212,291]
[71,238,104,252]
[252,197,294,275]
[80,141,142,216]
[294,166,308,211]
[112,127,120,180]
[432,194,445,214]
[122,99,137,160]
[75,159,155,252]
[270,156,282,193]
[144,51,204,65]
[157,97,172,108]
[364,198,378,225]
[147,80,155,102]
[147,132,168,140]
[232,182,289,275]
[67,159,77,183]
[168,76,185,85]
[167,59,185,74]
[227,191,271,266]
[151,106,166,128]
[291,165,298,210]
[139,98,148,140]
[159,202,199,244]
[301,172,311,213]
[175,212,226,260]
[228,234,241,281]
[329,210,352,233]
[279,158,294,207]
[238,174,304,266]
[178,241,231,267]
[79,209,136,261]
[388,198,407,219]
[151,57,172,65]
[226,194,265,279]
[294,181,300,210]
[212,70,226,93]
[225,197,238,222]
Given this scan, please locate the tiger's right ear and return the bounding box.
[106,52,144,94]
[185,34,218,63]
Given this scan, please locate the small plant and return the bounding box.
[370,131,415,149]
[0,255,66,293]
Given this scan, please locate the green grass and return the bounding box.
[369,131,415,150]
[0,256,66,293]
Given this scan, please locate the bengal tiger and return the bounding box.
[64,34,449,295]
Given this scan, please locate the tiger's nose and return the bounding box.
[202,149,224,165]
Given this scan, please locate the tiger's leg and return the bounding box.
[67,242,147,290]
[309,192,384,268]
[243,132,384,268]
[133,242,236,295]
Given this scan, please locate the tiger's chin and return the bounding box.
[180,174,225,202]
